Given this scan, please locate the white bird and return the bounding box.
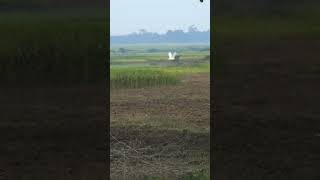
[168,51,177,60]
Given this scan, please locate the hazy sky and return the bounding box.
[111,0,210,36]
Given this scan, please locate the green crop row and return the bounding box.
[111,68,180,89]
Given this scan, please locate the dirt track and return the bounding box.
[213,38,320,179]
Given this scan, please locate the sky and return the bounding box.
[111,0,210,36]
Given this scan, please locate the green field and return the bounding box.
[110,44,210,88]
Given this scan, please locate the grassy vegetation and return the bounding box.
[140,170,209,180]
[113,172,209,180]
[0,10,107,84]
[111,52,208,63]
[182,170,210,180]
[110,44,210,88]
[111,68,180,88]
[111,63,209,88]
[111,63,208,87]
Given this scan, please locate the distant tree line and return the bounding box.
[111,25,210,44]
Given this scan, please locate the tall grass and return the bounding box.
[111,62,209,89]
[0,10,107,85]
[111,68,180,88]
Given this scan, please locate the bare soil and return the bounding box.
[110,73,210,179]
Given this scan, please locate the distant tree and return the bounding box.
[118,48,128,54]
[139,29,148,34]
[147,48,160,53]
[188,25,199,33]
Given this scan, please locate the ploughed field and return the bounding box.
[110,44,210,179]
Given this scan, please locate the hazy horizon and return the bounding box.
[111,26,210,37]
[111,0,210,36]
